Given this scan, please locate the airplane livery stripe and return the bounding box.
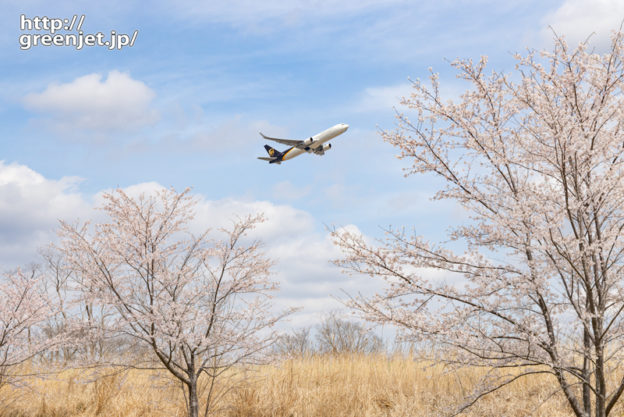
[282,147,295,160]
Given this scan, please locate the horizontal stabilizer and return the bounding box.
[257,157,277,161]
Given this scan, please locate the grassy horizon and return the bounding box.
[0,353,589,417]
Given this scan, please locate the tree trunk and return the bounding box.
[595,343,606,417]
[187,376,199,417]
[583,328,591,416]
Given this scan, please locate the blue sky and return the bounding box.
[1,0,622,329]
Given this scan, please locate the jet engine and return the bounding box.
[302,137,314,146]
[313,143,332,155]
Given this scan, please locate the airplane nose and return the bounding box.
[342,123,349,131]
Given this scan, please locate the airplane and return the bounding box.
[257,123,349,164]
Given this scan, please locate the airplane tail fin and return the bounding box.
[264,144,283,158]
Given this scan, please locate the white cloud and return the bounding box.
[541,0,624,48]
[0,161,90,269]
[90,182,317,245]
[0,164,465,333]
[0,165,389,330]
[194,197,316,242]
[23,71,158,134]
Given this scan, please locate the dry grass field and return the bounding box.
[0,354,599,417]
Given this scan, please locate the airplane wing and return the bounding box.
[259,132,302,147]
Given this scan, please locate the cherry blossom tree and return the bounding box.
[0,268,51,387]
[59,188,287,417]
[334,30,624,417]
[39,248,115,364]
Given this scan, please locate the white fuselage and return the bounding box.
[281,123,349,161]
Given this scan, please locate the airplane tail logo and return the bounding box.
[264,145,281,158]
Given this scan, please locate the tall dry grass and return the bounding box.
[0,354,609,416]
